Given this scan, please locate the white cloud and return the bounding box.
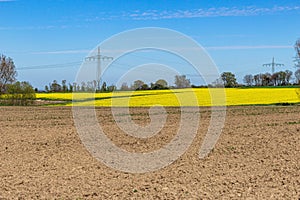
[123,6,300,20]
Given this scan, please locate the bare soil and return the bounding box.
[0,106,299,199]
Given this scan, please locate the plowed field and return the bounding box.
[0,106,299,199]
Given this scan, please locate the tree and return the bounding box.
[5,81,36,105]
[155,79,168,88]
[132,80,144,90]
[285,70,293,85]
[277,71,287,86]
[156,79,168,88]
[295,69,300,84]
[174,75,191,88]
[271,73,279,86]
[120,82,129,91]
[150,79,168,89]
[101,81,107,92]
[270,71,288,86]
[87,81,95,92]
[140,83,149,90]
[221,72,237,88]
[243,74,254,86]
[50,80,61,92]
[253,74,261,86]
[45,85,49,92]
[68,83,73,92]
[73,82,78,92]
[295,39,300,68]
[261,73,272,86]
[211,77,224,87]
[62,80,68,92]
[107,85,116,92]
[81,81,86,92]
[0,55,17,94]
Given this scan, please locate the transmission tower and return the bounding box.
[85,47,113,90]
[263,57,284,74]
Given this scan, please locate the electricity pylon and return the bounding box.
[263,57,284,74]
[85,47,113,90]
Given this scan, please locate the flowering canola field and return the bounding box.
[36,88,300,107]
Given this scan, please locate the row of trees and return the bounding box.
[241,37,300,87]
[243,70,297,86]
[210,69,299,88]
[45,80,116,93]
[44,75,191,92]
[120,75,191,91]
[120,79,168,91]
[45,69,300,93]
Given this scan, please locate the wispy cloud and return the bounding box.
[0,0,15,2]
[0,25,64,31]
[0,24,87,31]
[31,49,90,55]
[206,45,293,50]
[27,45,292,56]
[121,6,300,20]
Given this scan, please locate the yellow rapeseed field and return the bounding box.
[36,88,300,107]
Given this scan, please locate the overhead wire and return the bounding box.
[15,52,263,78]
[17,61,83,70]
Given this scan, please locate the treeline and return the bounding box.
[44,75,192,92]
[44,69,300,93]
[205,69,300,88]
[243,70,298,86]
[120,75,191,90]
[44,80,116,93]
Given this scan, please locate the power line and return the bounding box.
[17,61,82,70]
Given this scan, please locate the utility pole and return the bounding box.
[263,57,284,74]
[85,47,113,91]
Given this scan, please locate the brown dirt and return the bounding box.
[0,106,299,199]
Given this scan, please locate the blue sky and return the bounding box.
[1,0,300,89]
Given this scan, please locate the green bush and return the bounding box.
[0,81,36,106]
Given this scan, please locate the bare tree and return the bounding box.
[261,73,272,86]
[243,74,254,86]
[271,73,277,86]
[253,74,261,86]
[295,69,300,84]
[278,71,286,85]
[73,82,77,92]
[0,55,17,93]
[174,75,191,88]
[285,70,293,85]
[295,39,300,68]
[211,77,224,87]
[120,82,129,91]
